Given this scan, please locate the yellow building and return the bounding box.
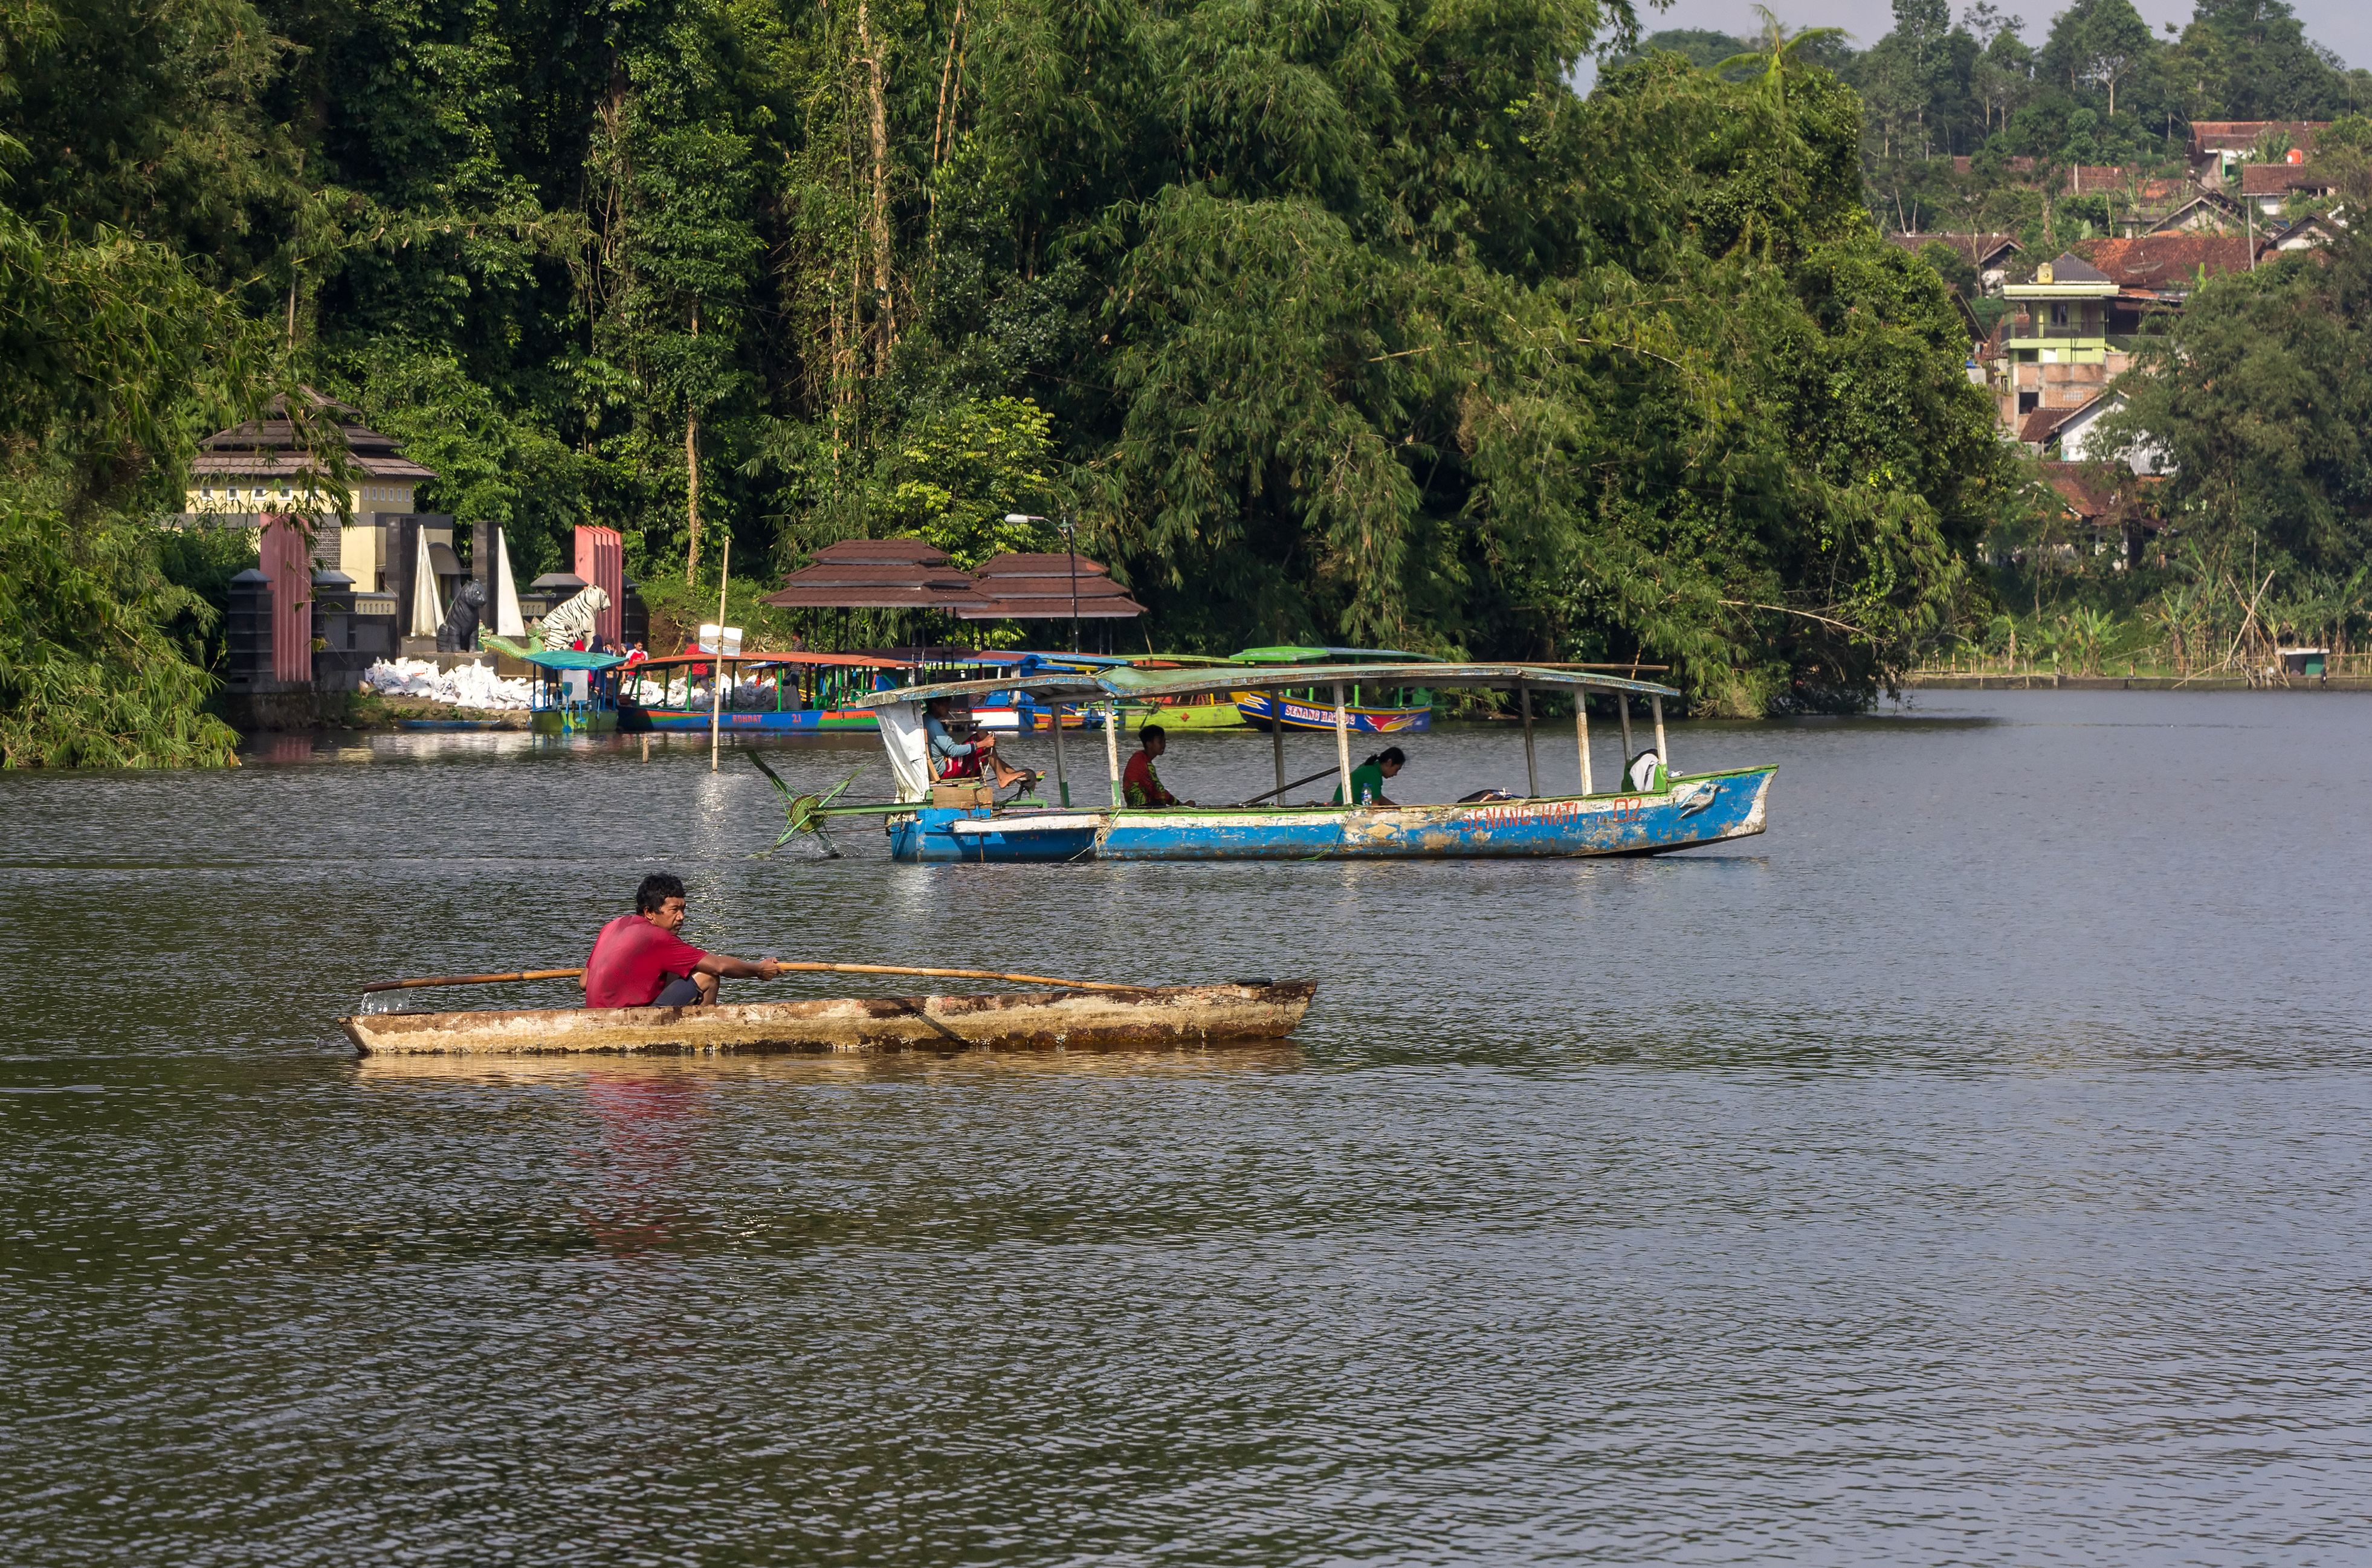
[183,388,438,592]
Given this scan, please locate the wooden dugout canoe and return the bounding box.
[341,981,1316,1057]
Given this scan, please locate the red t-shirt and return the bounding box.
[584,915,709,1008]
[1121,750,1175,807]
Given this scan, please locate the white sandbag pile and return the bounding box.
[361,659,535,710]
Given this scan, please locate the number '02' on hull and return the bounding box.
[885,767,1774,862]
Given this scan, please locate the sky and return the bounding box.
[1572,0,2368,90]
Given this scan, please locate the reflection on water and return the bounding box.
[4,692,2371,1565]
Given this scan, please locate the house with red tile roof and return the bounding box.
[2188,122,2329,188]
[2238,161,2338,217]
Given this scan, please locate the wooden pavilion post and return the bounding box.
[1519,683,1538,798]
[1271,703,1286,805]
[1332,683,1353,804]
[1577,690,1594,795]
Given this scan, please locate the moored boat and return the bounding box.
[344,980,1317,1056]
[1228,645,1441,733]
[792,660,1777,863]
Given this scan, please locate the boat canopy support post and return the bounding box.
[1333,683,1353,804]
[1652,694,1669,775]
[1618,690,1635,767]
[1272,705,1286,804]
[1519,683,1538,798]
[1104,702,1123,808]
[1577,690,1593,795]
[1051,699,1069,807]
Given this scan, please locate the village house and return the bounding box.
[2187,121,2328,188]
[1996,253,2122,428]
[1884,231,2023,294]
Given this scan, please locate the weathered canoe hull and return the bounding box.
[343,981,1316,1056]
[885,767,1773,862]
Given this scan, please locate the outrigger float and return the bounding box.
[777,663,1774,862]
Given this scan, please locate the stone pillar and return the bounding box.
[574,525,624,644]
[311,569,357,690]
[261,515,314,685]
[225,568,272,689]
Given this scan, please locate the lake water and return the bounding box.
[4,691,2368,1565]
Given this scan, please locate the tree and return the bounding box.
[2091,242,2372,579]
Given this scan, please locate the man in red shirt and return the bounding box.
[583,873,783,1008]
[1120,724,1192,808]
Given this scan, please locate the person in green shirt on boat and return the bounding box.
[1333,746,1405,807]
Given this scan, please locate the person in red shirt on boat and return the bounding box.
[924,697,1038,793]
[1121,724,1193,807]
[582,872,782,1008]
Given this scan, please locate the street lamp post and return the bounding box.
[1004,511,1080,653]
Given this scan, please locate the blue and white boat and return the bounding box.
[782,663,1774,863]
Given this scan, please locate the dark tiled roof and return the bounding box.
[2189,121,2327,156]
[961,552,1143,620]
[2240,163,2335,195]
[2041,252,2113,284]
[2065,164,2131,192]
[763,537,989,611]
[190,387,437,482]
[2073,236,2252,289]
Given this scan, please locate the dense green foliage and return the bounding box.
[4,0,2026,764]
[1632,0,2371,242]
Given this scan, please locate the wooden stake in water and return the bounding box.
[710,539,731,773]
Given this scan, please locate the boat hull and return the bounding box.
[342,981,1317,1056]
[530,708,619,735]
[884,767,1774,862]
[625,706,881,733]
[1235,691,1430,733]
[1146,701,1251,731]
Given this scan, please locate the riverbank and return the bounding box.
[1905,671,2372,692]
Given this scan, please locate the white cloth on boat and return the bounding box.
[1626,749,1662,792]
[877,703,932,802]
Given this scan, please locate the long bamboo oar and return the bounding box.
[1238,764,1341,807]
[361,962,1140,995]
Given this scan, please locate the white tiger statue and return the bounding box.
[534,586,611,651]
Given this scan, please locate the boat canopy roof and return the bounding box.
[523,649,629,671]
[855,661,1680,707]
[850,673,1111,709]
[1105,662,1680,699]
[632,650,906,669]
[1232,644,1443,664]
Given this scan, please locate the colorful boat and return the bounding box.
[1227,645,1441,732]
[526,648,628,735]
[1016,653,1254,730]
[619,651,911,733]
[343,981,1317,1056]
[794,662,1774,863]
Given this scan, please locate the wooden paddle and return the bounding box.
[361,961,1141,995]
[1238,764,1342,806]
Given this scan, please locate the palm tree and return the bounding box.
[1714,6,1849,109]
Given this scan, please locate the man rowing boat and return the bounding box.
[583,873,782,1008]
